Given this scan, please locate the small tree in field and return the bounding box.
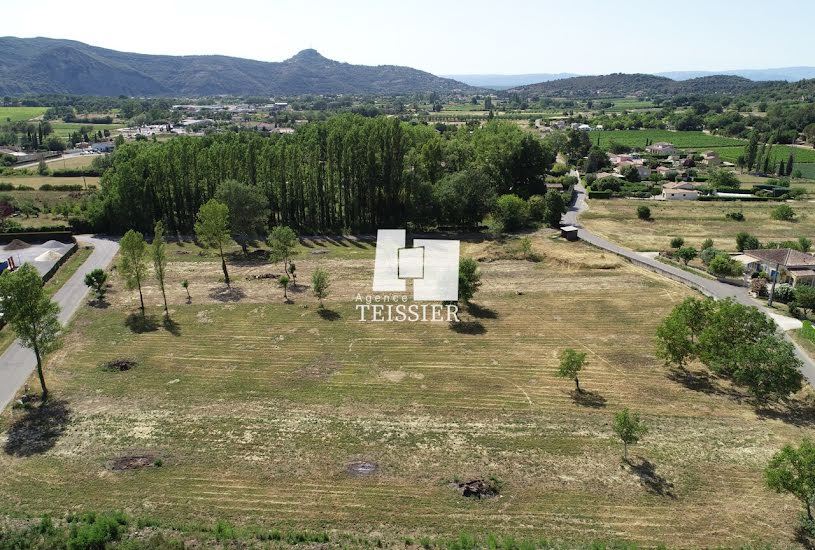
[613,408,647,460]
[279,275,290,301]
[195,199,232,287]
[269,226,299,279]
[669,236,684,249]
[458,257,482,305]
[181,279,191,303]
[675,246,698,266]
[83,268,108,302]
[311,268,330,308]
[558,348,587,393]
[766,439,815,527]
[0,264,61,400]
[151,221,169,317]
[119,229,148,315]
[636,205,651,221]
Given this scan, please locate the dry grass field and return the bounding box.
[1,233,814,547]
[580,199,815,252]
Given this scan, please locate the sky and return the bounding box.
[2,0,814,75]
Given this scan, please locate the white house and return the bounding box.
[662,181,698,201]
[646,142,678,156]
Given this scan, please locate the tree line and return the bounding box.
[91,115,557,234]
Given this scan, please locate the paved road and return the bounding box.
[565,178,815,385]
[0,235,119,411]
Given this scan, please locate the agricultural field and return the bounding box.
[49,122,124,139]
[580,198,815,251]
[0,174,100,190]
[1,234,813,547]
[0,106,47,123]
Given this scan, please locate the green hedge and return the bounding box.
[587,190,613,199]
[801,321,815,343]
[50,168,102,177]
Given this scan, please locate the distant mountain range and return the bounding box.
[449,67,815,89]
[656,67,815,82]
[0,37,472,96]
[442,73,578,89]
[511,73,767,97]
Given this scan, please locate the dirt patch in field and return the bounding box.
[450,478,501,499]
[108,452,160,471]
[346,461,378,476]
[297,355,341,379]
[101,358,137,372]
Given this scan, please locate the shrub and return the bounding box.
[700,247,721,265]
[493,194,530,232]
[708,253,743,278]
[771,204,796,221]
[636,205,651,220]
[527,194,545,222]
[736,232,761,252]
[670,237,685,249]
[773,283,795,304]
[725,211,745,221]
[701,238,714,250]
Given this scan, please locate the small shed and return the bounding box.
[560,225,579,241]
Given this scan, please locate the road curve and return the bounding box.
[565,178,815,385]
[0,235,119,411]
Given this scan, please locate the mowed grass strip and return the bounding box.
[580,198,815,251]
[0,235,810,547]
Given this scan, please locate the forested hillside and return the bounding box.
[514,73,767,97]
[93,116,556,233]
[0,38,472,96]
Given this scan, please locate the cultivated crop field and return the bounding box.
[580,198,815,251]
[1,234,813,547]
[595,130,815,167]
[0,106,47,123]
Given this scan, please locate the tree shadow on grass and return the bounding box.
[624,456,676,499]
[317,308,341,321]
[4,399,71,457]
[208,286,246,303]
[163,317,181,337]
[125,313,159,334]
[449,321,486,335]
[89,297,110,309]
[467,302,498,319]
[666,367,747,403]
[570,389,607,408]
[755,398,815,428]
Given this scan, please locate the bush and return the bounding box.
[67,511,128,550]
[725,211,745,221]
[670,237,685,249]
[701,238,714,250]
[527,195,545,222]
[587,190,612,199]
[773,283,795,304]
[708,253,743,278]
[493,194,530,232]
[636,205,651,220]
[771,204,796,221]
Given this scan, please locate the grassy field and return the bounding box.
[49,122,124,139]
[1,233,813,547]
[594,130,815,168]
[580,198,815,251]
[0,106,47,123]
[0,175,100,190]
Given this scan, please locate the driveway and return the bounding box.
[0,235,119,411]
[566,177,815,385]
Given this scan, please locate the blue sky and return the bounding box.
[2,0,814,75]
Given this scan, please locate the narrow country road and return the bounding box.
[0,235,119,411]
[565,178,815,385]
